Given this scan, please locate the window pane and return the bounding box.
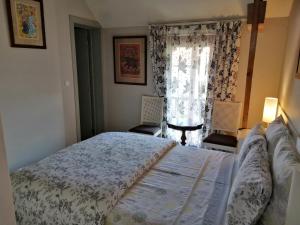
[166,45,211,146]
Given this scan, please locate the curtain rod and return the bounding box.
[149,16,247,27]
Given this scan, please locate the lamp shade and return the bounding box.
[262,97,278,123]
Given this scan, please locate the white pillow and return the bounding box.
[238,123,265,168]
[259,135,300,225]
[225,140,272,225]
[266,116,289,160]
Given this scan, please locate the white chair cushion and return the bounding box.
[225,140,272,225]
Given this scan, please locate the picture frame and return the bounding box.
[113,36,147,85]
[6,0,47,49]
[296,51,300,79]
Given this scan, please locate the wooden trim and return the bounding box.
[242,0,266,128]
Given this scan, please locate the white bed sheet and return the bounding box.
[106,146,236,225]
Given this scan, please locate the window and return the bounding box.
[166,44,211,146]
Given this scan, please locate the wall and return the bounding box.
[237,18,289,128]
[101,27,154,131]
[0,115,16,225]
[102,18,288,131]
[0,0,95,170]
[278,0,300,133]
[54,0,97,145]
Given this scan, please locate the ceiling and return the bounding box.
[85,0,294,28]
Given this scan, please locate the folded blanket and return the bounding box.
[11,132,176,225]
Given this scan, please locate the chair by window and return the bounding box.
[129,96,164,136]
[203,101,242,153]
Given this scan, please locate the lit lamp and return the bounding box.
[262,97,278,124]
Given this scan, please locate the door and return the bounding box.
[74,27,103,140]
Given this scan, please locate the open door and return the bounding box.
[73,24,104,141]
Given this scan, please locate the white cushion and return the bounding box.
[265,116,289,160]
[225,140,272,225]
[259,135,300,225]
[238,123,265,168]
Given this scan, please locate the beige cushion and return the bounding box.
[238,123,266,168]
[212,101,241,133]
[266,116,289,160]
[259,135,300,225]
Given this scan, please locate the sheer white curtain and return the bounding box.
[149,21,242,144]
[165,26,215,146]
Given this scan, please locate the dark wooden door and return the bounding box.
[75,27,95,140]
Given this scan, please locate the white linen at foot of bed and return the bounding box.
[107,147,236,225]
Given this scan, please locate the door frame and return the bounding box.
[69,16,102,142]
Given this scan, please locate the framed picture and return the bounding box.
[296,51,300,79]
[6,0,46,49]
[113,36,147,85]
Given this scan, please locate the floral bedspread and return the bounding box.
[11,132,176,225]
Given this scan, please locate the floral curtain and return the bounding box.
[149,26,168,97]
[202,21,242,137]
[149,26,168,135]
[149,21,242,144]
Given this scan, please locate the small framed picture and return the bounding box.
[113,36,147,85]
[6,0,46,49]
[296,51,300,79]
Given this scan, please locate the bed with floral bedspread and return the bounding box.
[11,132,176,225]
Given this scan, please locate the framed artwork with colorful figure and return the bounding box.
[113,36,147,85]
[6,0,46,49]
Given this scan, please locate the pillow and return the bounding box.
[259,135,300,225]
[265,115,289,160]
[238,123,265,168]
[225,140,272,225]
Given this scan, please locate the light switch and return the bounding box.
[65,81,70,87]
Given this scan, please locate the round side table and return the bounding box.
[167,121,203,146]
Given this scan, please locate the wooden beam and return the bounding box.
[242,0,266,128]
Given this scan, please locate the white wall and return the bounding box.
[278,0,300,133]
[0,0,95,170]
[85,0,293,28]
[0,115,16,225]
[101,27,154,131]
[101,19,288,131]
[237,18,288,128]
[54,0,97,145]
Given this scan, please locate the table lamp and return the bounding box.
[262,97,278,124]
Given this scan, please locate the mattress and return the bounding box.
[106,146,236,225]
[11,132,176,225]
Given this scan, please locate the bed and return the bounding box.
[11,132,176,225]
[106,146,236,225]
[11,117,300,225]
